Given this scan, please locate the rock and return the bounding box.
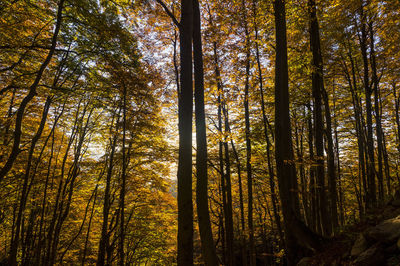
[366,215,400,243]
[382,206,396,219]
[297,257,313,266]
[397,237,400,250]
[353,244,385,266]
[382,206,400,220]
[351,233,368,257]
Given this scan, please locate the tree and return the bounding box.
[193,0,219,264]
[273,0,321,263]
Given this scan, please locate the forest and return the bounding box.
[0,0,400,265]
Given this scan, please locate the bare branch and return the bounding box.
[155,0,180,28]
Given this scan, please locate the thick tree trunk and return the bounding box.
[193,0,219,264]
[274,1,322,264]
[177,0,194,264]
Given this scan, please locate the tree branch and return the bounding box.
[155,0,180,28]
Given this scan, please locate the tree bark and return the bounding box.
[359,3,376,209]
[274,1,322,264]
[177,0,194,264]
[242,1,255,263]
[308,0,332,236]
[98,110,120,266]
[369,21,385,202]
[193,0,219,264]
[118,84,127,266]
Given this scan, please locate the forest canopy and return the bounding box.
[0,0,400,265]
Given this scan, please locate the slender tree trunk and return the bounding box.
[98,111,120,266]
[378,91,391,196]
[322,87,338,231]
[393,82,400,155]
[252,0,283,247]
[222,103,234,266]
[59,187,97,263]
[345,48,367,214]
[217,94,227,264]
[242,1,255,263]
[229,136,247,266]
[333,88,344,226]
[294,112,307,223]
[9,97,52,265]
[43,101,82,266]
[82,186,98,266]
[308,0,332,236]
[3,87,16,146]
[307,104,318,233]
[369,22,384,202]
[0,0,64,184]
[49,107,93,266]
[34,102,65,264]
[118,85,127,266]
[360,3,376,209]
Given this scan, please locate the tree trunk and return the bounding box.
[345,48,367,215]
[308,0,332,236]
[0,0,64,184]
[177,0,194,264]
[242,1,255,263]
[229,133,247,266]
[193,0,219,264]
[307,104,318,233]
[118,85,127,266]
[9,97,52,265]
[274,1,322,264]
[216,61,228,265]
[223,111,234,266]
[359,3,376,209]
[252,0,283,247]
[369,22,385,202]
[98,110,120,266]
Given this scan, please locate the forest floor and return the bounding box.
[299,193,400,266]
